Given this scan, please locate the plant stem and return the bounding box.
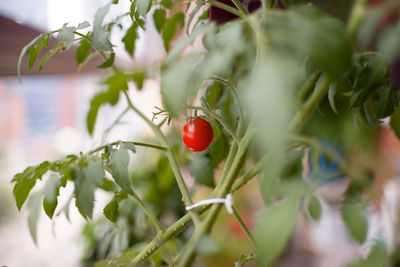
[128,189,165,234]
[185,105,240,143]
[288,74,331,133]
[346,0,368,38]
[129,156,264,264]
[88,141,167,154]
[123,91,200,223]
[231,0,249,16]
[177,126,255,266]
[232,207,257,249]
[207,0,242,17]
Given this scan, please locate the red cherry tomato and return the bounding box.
[182,117,213,152]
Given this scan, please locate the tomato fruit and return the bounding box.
[182,117,213,152]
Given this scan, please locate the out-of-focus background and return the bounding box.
[0,0,165,266]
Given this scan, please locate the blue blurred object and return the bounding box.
[304,141,345,186]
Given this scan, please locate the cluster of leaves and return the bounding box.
[13,0,400,266]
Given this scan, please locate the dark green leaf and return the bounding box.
[42,173,62,219]
[374,85,397,118]
[39,43,63,71]
[97,52,115,68]
[122,23,138,56]
[76,39,92,64]
[162,12,185,51]
[99,178,119,192]
[390,107,400,140]
[189,153,215,188]
[308,195,322,221]
[341,198,368,244]
[110,148,133,194]
[75,159,105,218]
[255,197,299,265]
[153,8,166,34]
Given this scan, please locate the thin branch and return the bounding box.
[232,207,257,249]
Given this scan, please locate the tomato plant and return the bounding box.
[11,0,400,266]
[182,117,214,152]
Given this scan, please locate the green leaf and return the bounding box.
[162,12,185,51]
[93,4,111,33]
[122,142,136,153]
[77,21,90,30]
[18,34,44,80]
[12,162,51,210]
[103,191,128,223]
[390,107,400,140]
[328,83,338,114]
[92,30,113,52]
[161,54,201,116]
[160,0,172,9]
[87,70,128,134]
[136,0,151,17]
[110,148,133,194]
[122,23,138,56]
[346,243,388,267]
[75,159,105,218]
[57,25,76,50]
[76,39,92,64]
[341,198,368,244]
[97,52,115,68]
[262,5,352,81]
[103,198,118,223]
[167,23,214,62]
[153,8,166,34]
[130,71,146,90]
[27,36,47,71]
[308,195,322,221]
[42,173,62,219]
[87,93,108,135]
[189,153,215,188]
[255,197,299,265]
[27,193,42,244]
[209,123,229,168]
[374,85,397,118]
[39,43,63,71]
[187,0,205,34]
